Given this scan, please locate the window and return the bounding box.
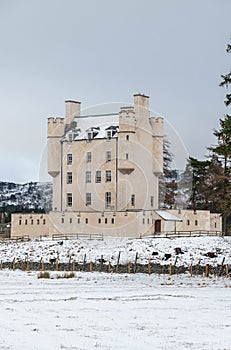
[150,196,154,207]
[67,154,72,165]
[25,219,27,225]
[98,218,101,224]
[147,218,149,225]
[106,170,111,182]
[111,218,115,224]
[106,130,112,140]
[126,135,129,141]
[186,220,190,226]
[43,219,46,225]
[67,193,72,207]
[105,218,108,224]
[215,222,217,228]
[87,132,92,141]
[85,218,88,224]
[67,172,72,184]
[86,193,91,206]
[195,220,198,226]
[78,218,80,224]
[86,152,91,163]
[70,218,72,224]
[126,153,129,160]
[19,219,21,225]
[86,171,91,183]
[61,218,64,224]
[31,219,33,225]
[106,151,111,162]
[143,218,145,224]
[37,219,40,225]
[105,192,111,209]
[131,194,135,206]
[95,171,101,183]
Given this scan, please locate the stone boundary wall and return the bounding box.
[0,261,230,277]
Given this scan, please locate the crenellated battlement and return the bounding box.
[47,117,65,137]
[119,106,136,132]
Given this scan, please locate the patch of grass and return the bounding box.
[38,271,50,279]
[56,272,76,279]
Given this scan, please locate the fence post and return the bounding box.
[134,252,138,273]
[169,263,172,276]
[108,261,111,273]
[83,253,86,272]
[100,255,103,272]
[127,262,131,274]
[12,258,15,270]
[72,260,75,272]
[218,257,225,277]
[0,260,2,270]
[205,264,209,277]
[89,261,93,272]
[148,260,151,275]
[116,252,121,273]
[42,259,44,272]
[225,264,229,278]
[190,264,193,277]
[55,259,59,271]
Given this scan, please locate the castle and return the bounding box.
[11,94,222,238]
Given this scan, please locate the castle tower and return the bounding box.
[47,117,65,211]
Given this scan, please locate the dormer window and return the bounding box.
[87,132,92,142]
[107,130,112,140]
[105,125,118,140]
[86,127,100,142]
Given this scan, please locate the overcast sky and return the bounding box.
[0,0,230,183]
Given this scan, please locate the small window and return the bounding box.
[106,151,111,162]
[106,130,112,140]
[86,171,91,183]
[78,218,80,224]
[125,153,129,160]
[98,218,101,224]
[31,219,33,225]
[37,219,40,225]
[111,218,114,224]
[126,135,129,141]
[95,171,101,183]
[86,152,92,163]
[215,222,217,228]
[67,193,72,207]
[70,218,72,224]
[86,193,91,206]
[19,219,21,225]
[150,196,154,208]
[61,218,64,224]
[87,132,92,141]
[105,192,111,209]
[85,218,88,224]
[195,220,198,226]
[67,154,72,165]
[147,218,149,225]
[43,219,46,225]
[105,218,108,224]
[186,220,190,226]
[67,172,72,184]
[106,170,111,182]
[143,218,145,224]
[131,194,135,206]
[25,219,27,225]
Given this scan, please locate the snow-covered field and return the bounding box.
[0,236,231,267]
[0,270,231,350]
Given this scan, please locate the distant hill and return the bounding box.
[0,182,52,221]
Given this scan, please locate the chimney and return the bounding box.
[65,100,81,125]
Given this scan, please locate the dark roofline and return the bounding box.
[133,93,149,98]
[65,100,81,104]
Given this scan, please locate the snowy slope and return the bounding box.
[1,236,231,266]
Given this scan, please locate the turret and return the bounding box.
[119,106,136,133]
[47,117,65,178]
[150,117,164,176]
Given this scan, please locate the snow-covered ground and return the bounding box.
[0,236,231,266]
[0,270,231,350]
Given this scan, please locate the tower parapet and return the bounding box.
[48,117,65,137]
[119,106,136,133]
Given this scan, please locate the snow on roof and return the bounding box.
[155,210,182,222]
[63,114,119,141]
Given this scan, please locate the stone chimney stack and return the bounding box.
[65,100,81,125]
[133,93,149,121]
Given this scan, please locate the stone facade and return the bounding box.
[10,93,222,238]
